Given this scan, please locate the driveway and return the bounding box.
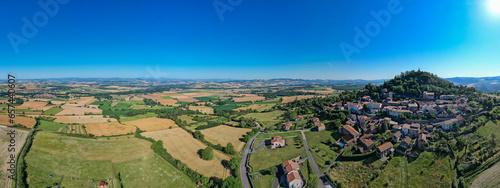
[300,130,326,188]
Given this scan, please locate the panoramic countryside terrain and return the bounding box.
[1,70,500,188]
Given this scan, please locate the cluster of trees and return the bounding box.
[124,109,149,117]
[383,70,479,98]
[201,146,214,160]
[143,98,161,106]
[195,121,223,130]
[243,128,261,142]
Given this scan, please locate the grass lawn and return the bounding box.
[38,120,69,132]
[120,112,157,122]
[114,155,196,188]
[252,138,263,149]
[327,161,377,188]
[250,173,275,188]
[241,110,285,127]
[305,131,339,171]
[178,115,197,124]
[257,131,300,139]
[249,135,307,172]
[370,156,406,187]
[42,107,64,115]
[406,152,454,188]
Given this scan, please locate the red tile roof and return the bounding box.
[376,142,393,152]
[286,171,301,183]
[283,160,300,173]
[342,125,359,136]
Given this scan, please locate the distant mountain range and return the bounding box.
[445,76,500,93]
[16,76,500,93]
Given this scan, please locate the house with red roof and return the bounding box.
[99,181,108,188]
[315,123,325,131]
[281,160,303,188]
[271,136,286,149]
[376,142,394,158]
[284,122,292,131]
[294,115,303,121]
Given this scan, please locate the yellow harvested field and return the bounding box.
[165,94,198,102]
[50,101,66,105]
[143,94,179,106]
[56,105,102,116]
[189,106,214,114]
[65,97,96,107]
[141,128,231,179]
[84,122,136,136]
[182,92,215,97]
[130,96,144,101]
[50,115,117,124]
[282,95,322,103]
[20,101,47,109]
[232,94,265,102]
[200,125,251,152]
[0,127,28,187]
[0,115,36,128]
[123,117,178,131]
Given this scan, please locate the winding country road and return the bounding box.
[240,130,262,188]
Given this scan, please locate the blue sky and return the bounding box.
[1,0,500,80]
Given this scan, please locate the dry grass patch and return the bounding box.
[0,126,28,187]
[50,115,117,124]
[20,101,47,109]
[65,97,96,107]
[200,125,251,152]
[50,101,66,105]
[189,106,214,114]
[232,94,265,102]
[123,117,178,131]
[143,94,179,106]
[84,122,136,136]
[165,94,198,102]
[56,105,102,116]
[141,128,231,179]
[0,115,36,128]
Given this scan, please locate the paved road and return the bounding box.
[240,131,261,188]
[300,130,326,188]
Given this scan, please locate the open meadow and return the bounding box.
[141,128,231,179]
[249,133,307,172]
[25,132,194,187]
[199,125,251,152]
[240,110,285,127]
[50,115,117,124]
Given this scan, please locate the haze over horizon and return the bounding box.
[2,0,500,79]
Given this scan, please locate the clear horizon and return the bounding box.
[2,0,500,79]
